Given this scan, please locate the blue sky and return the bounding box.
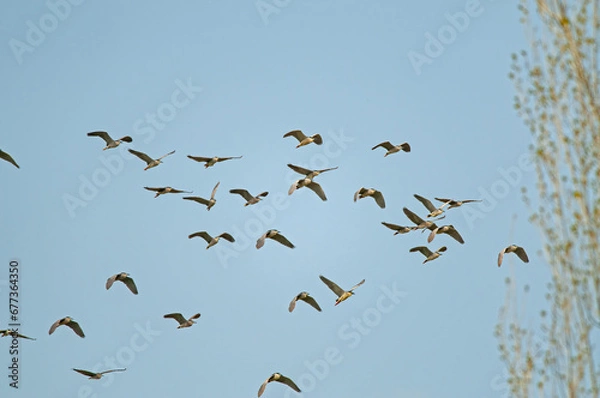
[1,0,550,397]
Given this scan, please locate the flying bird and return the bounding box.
[258,373,301,397]
[319,275,365,306]
[427,225,464,244]
[72,368,126,380]
[354,187,386,209]
[287,164,338,179]
[283,130,323,148]
[182,182,220,211]
[163,313,201,329]
[409,246,447,264]
[0,150,19,168]
[434,197,482,209]
[143,186,192,198]
[229,189,269,206]
[414,194,450,218]
[256,229,295,249]
[48,317,85,338]
[288,292,322,313]
[187,155,242,168]
[128,149,175,170]
[87,131,132,150]
[106,272,138,295]
[188,231,235,249]
[381,222,416,235]
[402,207,444,232]
[498,245,529,267]
[371,141,411,156]
[0,330,35,340]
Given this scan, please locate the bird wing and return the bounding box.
[283,130,307,142]
[277,375,301,393]
[256,232,268,249]
[217,156,242,162]
[319,275,345,297]
[349,279,366,292]
[258,191,269,198]
[48,319,61,335]
[371,141,394,151]
[230,189,253,201]
[188,231,213,243]
[87,131,112,144]
[461,199,482,204]
[17,333,35,340]
[187,155,211,163]
[100,368,127,375]
[189,313,201,321]
[143,187,164,193]
[414,194,437,212]
[210,182,220,200]
[410,246,433,257]
[372,190,386,209]
[157,150,175,161]
[258,377,271,397]
[316,166,338,174]
[164,313,186,324]
[123,277,138,295]
[288,296,299,312]
[400,142,411,152]
[434,197,454,204]
[128,149,154,164]
[118,136,133,143]
[106,274,118,290]
[312,134,323,145]
[218,233,235,243]
[381,221,401,231]
[0,150,19,168]
[444,226,464,244]
[288,181,299,196]
[73,368,96,377]
[287,163,312,176]
[168,188,192,194]
[183,196,210,206]
[427,228,439,244]
[354,188,365,202]
[403,207,426,226]
[306,181,327,201]
[515,246,529,263]
[271,233,295,248]
[497,248,507,267]
[302,295,322,312]
[67,321,85,338]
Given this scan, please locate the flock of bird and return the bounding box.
[0,130,530,396]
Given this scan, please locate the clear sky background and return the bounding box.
[1,0,551,397]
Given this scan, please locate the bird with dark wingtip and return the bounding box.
[87,131,133,150]
[354,187,386,209]
[189,231,235,249]
[183,182,220,211]
[498,245,529,267]
[106,272,138,295]
[48,316,85,338]
[144,186,192,198]
[257,372,301,397]
[319,275,365,306]
[128,149,175,170]
[230,189,269,206]
[164,313,201,329]
[409,246,447,264]
[0,329,35,340]
[187,155,242,168]
[72,368,126,380]
[288,292,322,312]
[371,141,411,156]
[256,229,295,249]
[283,130,323,148]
